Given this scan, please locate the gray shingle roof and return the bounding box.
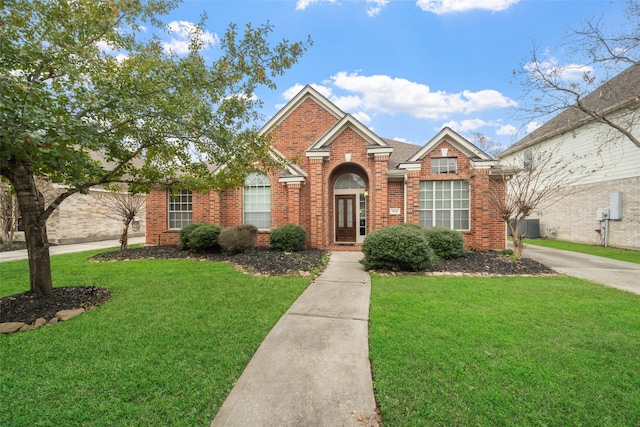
[383,138,421,169]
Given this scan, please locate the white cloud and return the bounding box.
[296,0,386,16]
[367,0,389,16]
[416,0,519,14]
[441,118,490,132]
[523,56,593,82]
[496,124,517,135]
[163,21,218,55]
[352,111,372,124]
[296,0,338,11]
[282,83,333,101]
[96,40,129,62]
[526,121,542,133]
[332,95,362,111]
[330,71,516,119]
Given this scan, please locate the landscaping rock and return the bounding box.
[18,324,34,332]
[48,317,59,325]
[55,308,85,321]
[0,322,26,334]
[34,317,47,327]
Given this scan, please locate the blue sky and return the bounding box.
[156,0,627,152]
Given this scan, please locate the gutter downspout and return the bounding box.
[404,174,408,224]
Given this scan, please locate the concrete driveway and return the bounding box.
[0,236,146,263]
[521,243,640,295]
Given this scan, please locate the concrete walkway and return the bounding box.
[0,236,146,263]
[521,244,640,295]
[211,251,379,427]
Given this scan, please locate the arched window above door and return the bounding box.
[334,173,366,190]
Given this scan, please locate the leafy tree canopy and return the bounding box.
[0,0,311,295]
[1,0,311,198]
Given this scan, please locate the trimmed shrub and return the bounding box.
[218,224,258,255]
[422,227,466,259]
[179,222,209,250]
[270,224,307,252]
[188,223,222,252]
[362,224,436,271]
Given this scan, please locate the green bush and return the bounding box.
[422,227,466,259]
[362,224,436,271]
[188,223,222,252]
[270,224,307,252]
[179,222,209,250]
[218,224,258,255]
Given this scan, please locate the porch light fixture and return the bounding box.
[364,190,368,197]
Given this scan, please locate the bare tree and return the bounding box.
[485,144,590,258]
[97,192,145,251]
[516,1,640,149]
[470,132,506,158]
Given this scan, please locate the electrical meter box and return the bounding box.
[609,192,623,220]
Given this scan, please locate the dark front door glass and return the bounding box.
[335,195,356,242]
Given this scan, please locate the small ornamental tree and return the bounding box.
[0,0,311,296]
[487,144,589,259]
[97,190,145,251]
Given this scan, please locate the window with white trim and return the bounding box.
[168,189,192,229]
[431,158,457,174]
[243,172,270,229]
[419,180,470,230]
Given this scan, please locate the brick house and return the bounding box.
[146,85,507,250]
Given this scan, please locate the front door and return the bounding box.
[335,195,357,242]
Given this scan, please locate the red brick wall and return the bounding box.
[146,110,506,251]
[387,180,405,226]
[272,97,340,159]
[404,139,505,250]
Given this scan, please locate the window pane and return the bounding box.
[168,190,192,229]
[419,180,469,230]
[431,158,457,174]
[244,173,271,229]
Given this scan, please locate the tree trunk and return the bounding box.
[508,218,526,259]
[7,159,54,295]
[120,220,131,251]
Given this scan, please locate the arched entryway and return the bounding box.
[332,168,368,244]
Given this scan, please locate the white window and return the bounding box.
[334,173,366,189]
[431,158,457,174]
[419,180,470,230]
[244,172,270,229]
[168,189,192,229]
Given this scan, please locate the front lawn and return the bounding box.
[523,238,640,264]
[370,275,640,426]
[0,251,311,426]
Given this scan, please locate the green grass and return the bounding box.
[370,275,640,426]
[0,249,311,426]
[523,238,640,264]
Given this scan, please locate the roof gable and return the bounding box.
[406,127,493,163]
[305,114,392,157]
[259,85,345,135]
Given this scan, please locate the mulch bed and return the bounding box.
[1,246,554,325]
